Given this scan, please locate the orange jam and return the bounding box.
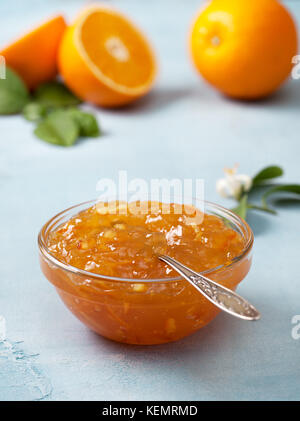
[41,201,252,345]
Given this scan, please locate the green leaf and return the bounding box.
[68,108,100,137]
[34,81,81,107]
[232,194,248,220]
[0,67,30,114]
[262,184,300,208]
[23,102,47,122]
[252,166,283,186]
[34,109,79,147]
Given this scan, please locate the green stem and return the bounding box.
[247,203,276,215]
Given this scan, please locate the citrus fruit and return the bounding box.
[190,0,298,99]
[0,16,66,90]
[58,6,157,107]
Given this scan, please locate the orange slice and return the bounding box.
[58,6,157,107]
[0,16,66,90]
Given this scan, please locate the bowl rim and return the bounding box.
[38,199,254,283]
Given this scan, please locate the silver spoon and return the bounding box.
[158,255,260,321]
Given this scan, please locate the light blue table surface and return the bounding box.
[1,0,300,401]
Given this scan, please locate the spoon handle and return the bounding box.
[158,255,260,321]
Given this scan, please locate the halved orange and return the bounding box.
[58,6,157,107]
[0,16,66,90]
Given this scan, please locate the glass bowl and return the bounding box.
[38,199,254,345]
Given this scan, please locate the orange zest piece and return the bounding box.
[58,6,157,107]
[0,16,67,90]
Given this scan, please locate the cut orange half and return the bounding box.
[0,16,67,90]
[58,6,157,107]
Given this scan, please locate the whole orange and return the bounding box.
[190,0,298,99]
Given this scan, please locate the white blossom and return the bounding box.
[216,165,252,200]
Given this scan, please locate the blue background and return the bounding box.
[0,0,300,400]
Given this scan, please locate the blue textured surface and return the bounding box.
[1,0,300,401]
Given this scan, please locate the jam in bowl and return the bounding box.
[38,199,253,345]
